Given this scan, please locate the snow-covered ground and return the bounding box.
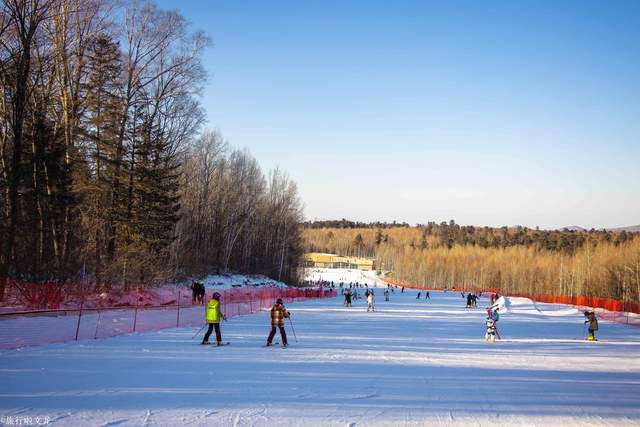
[199,274,288,290]
[304,268,387,287]
[1,290,639,426]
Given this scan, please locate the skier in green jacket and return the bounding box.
[202,292,227,346]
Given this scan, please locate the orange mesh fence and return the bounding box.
[0,281,336,350]
[506,292,640,326]
[378,277,639,326]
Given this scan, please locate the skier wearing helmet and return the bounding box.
[266,298,290,348]
[202,292,227,346]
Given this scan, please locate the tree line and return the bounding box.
[0,0,303,296]
[303,222,640,304]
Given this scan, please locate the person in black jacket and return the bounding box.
[584,311,599,341]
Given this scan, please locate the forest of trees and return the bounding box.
[303,221,640,304]
[0,0,303,294]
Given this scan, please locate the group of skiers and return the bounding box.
[199,287,601,347]
[342,286,380,311]
[416,291,430,300]
[190,280,206,304]
[465,292,479,308]
[201,293,291,348]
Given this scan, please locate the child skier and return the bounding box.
[267,298,290,348]
[366,290,375,312]
[485,314,497,342]
[202,292,227,345]
[584,311,599,341]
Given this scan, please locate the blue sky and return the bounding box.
[157,0,640,229]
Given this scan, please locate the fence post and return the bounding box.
[75,301,84,341]
[75,275,87,341]
[223,290,228,319]
[176,289,181,328]
[94,310,101,339]
[133,298,139,332]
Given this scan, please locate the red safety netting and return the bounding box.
[505,292,640,326]
[0,282,336,350]
[378,277,640,326]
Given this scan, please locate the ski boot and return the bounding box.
[201,341,210,345]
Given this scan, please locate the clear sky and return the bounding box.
[157,0,640,229]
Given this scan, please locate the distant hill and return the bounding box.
[605,225,640,233]
[559,225,640,233]
[562,226,587,232]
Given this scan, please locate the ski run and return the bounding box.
[1,288,639,426]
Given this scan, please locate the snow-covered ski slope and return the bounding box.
[305,267,387,287]
[1,290,639,426]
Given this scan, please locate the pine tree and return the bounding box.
[81,33,123,284]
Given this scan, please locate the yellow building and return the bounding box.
[304,253,375,271]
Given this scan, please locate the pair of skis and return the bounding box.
[201,342,230,346]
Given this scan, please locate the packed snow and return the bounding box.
[1,290,639,426]
[304,268,387,287]
[198,274,289,290]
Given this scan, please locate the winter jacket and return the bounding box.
[586,312,598,331]
[206,299,221,323]
[486,318,496,333]
[270,303,290,327]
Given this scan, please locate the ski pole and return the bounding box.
[495,325,502,340]
[192,323,206,340]
[288,316,298,343]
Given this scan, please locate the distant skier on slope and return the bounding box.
[425,291,430,300]
[202,292,227,346]
[266,298,290,348]
[344,289,352,307]
[584,311,599,341]
[417,292,421,299]
[486,306,501,340]
[384,289,389,301]
[367,290,375,312]
[485,315,497,342]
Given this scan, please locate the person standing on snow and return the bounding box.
[584,311,599,341]
[267,298,290,348]
[416,291,421,299]
[384,289,389,301]
[344,288,352,306]
[485,314,497,342]
[425,291,430,300]
[202,292,227,345]
[366,290,375,312]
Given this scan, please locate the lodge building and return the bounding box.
[303,253,375,271]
